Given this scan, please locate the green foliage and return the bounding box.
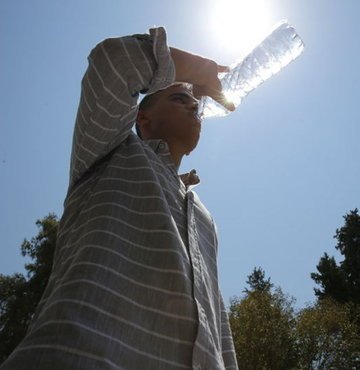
[244,266,273,293]
[0,214,58,363]
[229,267,360,369]
[311,209,360,304]
[0,273,31,362]
[296,299,360,369]
[306,209,360,368]
[229,269,298,369]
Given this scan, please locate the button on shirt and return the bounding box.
[1,27,238,370]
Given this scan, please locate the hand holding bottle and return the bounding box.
[199,20,305,118]
[170,47,235,112]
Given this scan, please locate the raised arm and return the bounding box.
[69,27,234,187]
[69,27,175,186]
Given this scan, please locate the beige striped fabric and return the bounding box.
[1,27,238,370]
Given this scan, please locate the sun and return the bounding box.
[210,0,274,56]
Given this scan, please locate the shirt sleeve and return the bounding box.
[68,27,175,187]
[220,295,239,369]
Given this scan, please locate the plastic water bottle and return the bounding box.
[199,20,305,118]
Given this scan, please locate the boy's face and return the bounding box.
[137,84,202,155]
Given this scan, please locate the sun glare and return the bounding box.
[210,0,274,57]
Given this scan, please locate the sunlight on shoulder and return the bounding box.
[210,0,274,55]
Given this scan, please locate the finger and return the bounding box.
[193,84,219,100]
[192,85,206,99]
[208,79,235,111]
[217,65,231,73]
[211,91,236,112]
[203,86,235,111]
[194,84,236,112]
[222,97,236,112]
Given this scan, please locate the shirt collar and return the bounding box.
[144,139,200,188]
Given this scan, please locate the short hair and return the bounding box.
[135,91,160,139]
[135,83,193,139]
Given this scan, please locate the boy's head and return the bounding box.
[135,83,202,155]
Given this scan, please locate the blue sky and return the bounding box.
[1,0,359,309]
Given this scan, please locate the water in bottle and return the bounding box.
[199,20,305,118]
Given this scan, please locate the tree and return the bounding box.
[0,214,58,363]
[244,266,273,293]
[311,209,360,304]
[296,299,360,369]
[229,268,298,369]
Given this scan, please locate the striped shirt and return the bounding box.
[2,27,238,370]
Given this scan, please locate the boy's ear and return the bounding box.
[136,109,150,127]
[136,109,152,138]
